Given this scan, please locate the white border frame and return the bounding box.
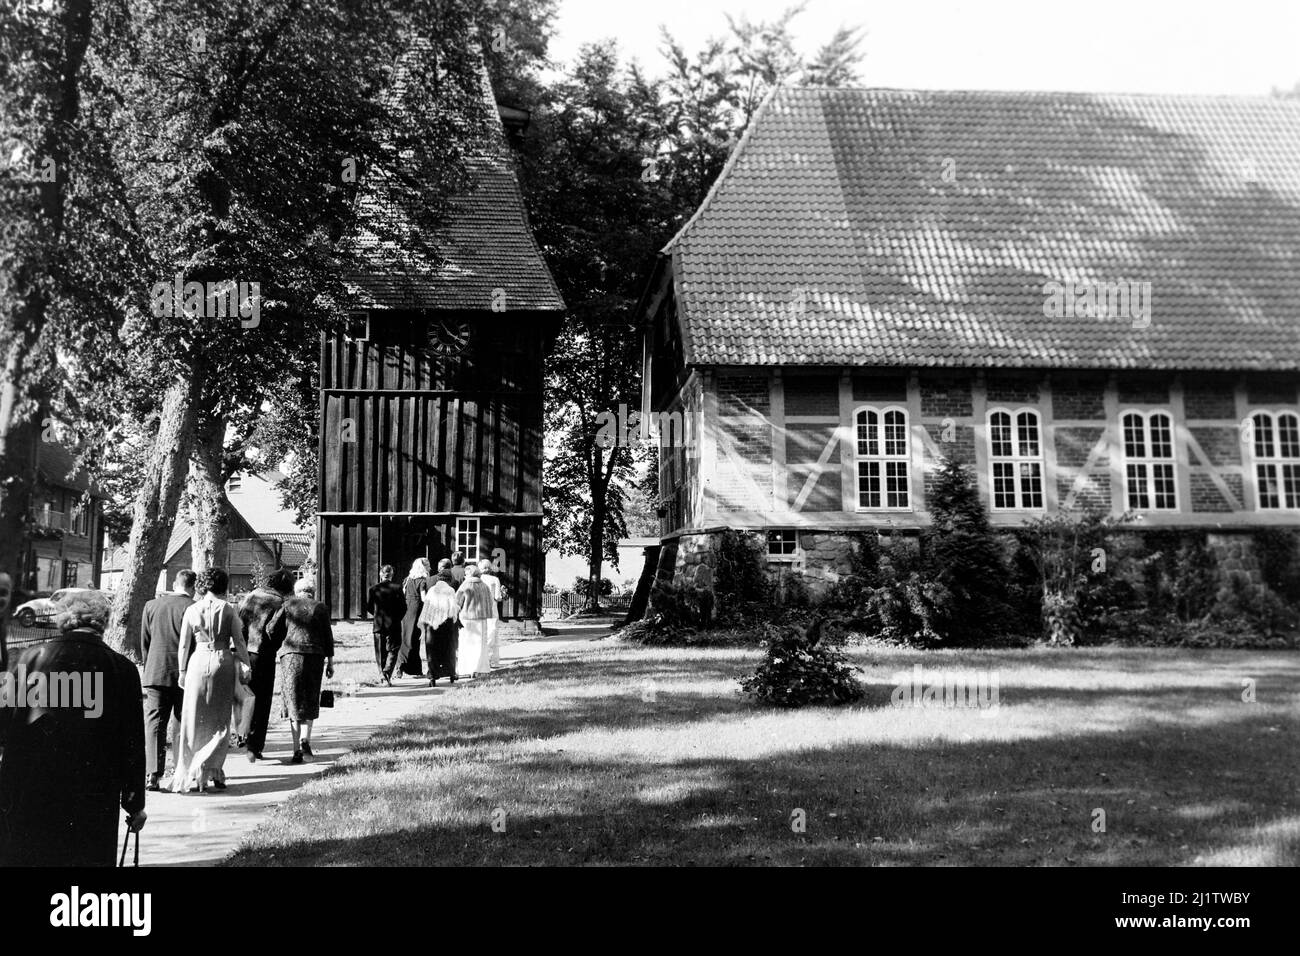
[986,406,1046,512]
[1119,408,1179,511]
[852,404,913,512]
[1248,408,1300,512]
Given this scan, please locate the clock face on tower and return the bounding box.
[427,319,469,356]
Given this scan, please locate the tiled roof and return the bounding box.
[346,59,564,313]
[37,441,103,496]
[266,532,311,567]
[664,87,1300,370]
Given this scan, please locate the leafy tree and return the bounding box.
[658,31,736,211]
[532,14,865,609]
[803,25,866,88]
[726,4,805,126]
[80,0,490,653]
[0,0,97,649]
[521,42,670,609]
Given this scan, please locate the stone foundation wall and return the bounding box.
[650,528,1291,612]
[1206,532,1263,584]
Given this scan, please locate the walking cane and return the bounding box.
[118,820,140,867]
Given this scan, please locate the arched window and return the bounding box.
[1121,410,1177,510]
[987,408,1043,510]
[855,406,910,509]
[1252,410,1300,509]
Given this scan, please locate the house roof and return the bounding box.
[663,87,1300,370]
[346,57,564,314]
[266,532,311,567]
[101,508,308,572]
[37,441,104,497]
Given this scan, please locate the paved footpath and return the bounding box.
[129,622,613,866]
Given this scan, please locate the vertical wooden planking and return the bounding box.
[499,400,518,511]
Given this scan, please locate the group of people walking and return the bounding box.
[0,550,509,866]
[143,566,334,794]
[368,552,505,686]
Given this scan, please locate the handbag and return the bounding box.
[118,824,139,867]
[319,689,335,708]
[232,676,256,736]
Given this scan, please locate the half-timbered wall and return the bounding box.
[660,367,1300,536]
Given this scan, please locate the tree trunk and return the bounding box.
[189,415,231,573]
[0,329,46,599]
[587,486,605,613]
[105,376,200,658]
[0,0,94,652]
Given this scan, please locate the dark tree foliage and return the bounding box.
[919,457,1013,646]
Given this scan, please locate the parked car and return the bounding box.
[13,587,105,629]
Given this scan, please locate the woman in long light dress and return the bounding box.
[174,568,250,793]
[456,566,495,677]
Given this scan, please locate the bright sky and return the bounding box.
[549,0,1299,96]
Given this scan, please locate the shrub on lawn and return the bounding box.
[739,616,864,707]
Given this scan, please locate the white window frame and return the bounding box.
[1121,409,1178,511]
[1250,409,1300,511]
[854,405,911,511]
[346,310,370,341]
[987,407,1045,511]
[455,517,480,559]
[766,529,800,563]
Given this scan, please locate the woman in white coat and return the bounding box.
[456,566,496,677]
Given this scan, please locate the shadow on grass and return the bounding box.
[228,648,1300,867]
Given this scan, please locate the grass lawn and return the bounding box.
[230,641,1300,866]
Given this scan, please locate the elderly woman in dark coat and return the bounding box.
[0,593,147,865]
[268,580,334,764]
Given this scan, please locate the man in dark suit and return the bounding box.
[238,568,295,761]
[367,565,406,685]
[140,569,195,790]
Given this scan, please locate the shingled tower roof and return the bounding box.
[347,54,563,314]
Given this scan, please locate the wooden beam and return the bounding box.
[1041,373,1060,511]
[318,511,543,518]
[699,370,719,520]
[838,371,856,512]
[1234,375,1255,511]
[1169,375,1195,512]
[1104,373,1126,514]
[771,370,787,509]
[906,370,925,512]
[971,370,989,503]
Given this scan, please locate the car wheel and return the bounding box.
[17,608,35,628]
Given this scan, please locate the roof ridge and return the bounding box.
[777,86,1300,104]
[663,83,783,254]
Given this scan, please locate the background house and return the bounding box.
[102,470,308,594]
[20,440,106,597]
[638,87,1300,590]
